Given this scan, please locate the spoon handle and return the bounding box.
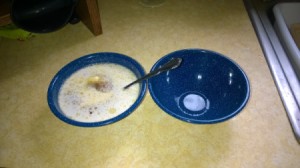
[123,57,182,89]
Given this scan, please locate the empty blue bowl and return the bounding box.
[47,52,147,127]
[148,49,250,124]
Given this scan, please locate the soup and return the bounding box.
[58,63,140,122]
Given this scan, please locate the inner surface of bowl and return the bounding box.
[47,52,147,127]
[148,49,250,124]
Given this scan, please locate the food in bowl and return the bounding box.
[47,52,147,127]
[58,63,140,122]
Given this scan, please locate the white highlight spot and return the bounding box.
[183,94,206,111]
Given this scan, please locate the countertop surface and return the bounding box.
[0,0,299,167]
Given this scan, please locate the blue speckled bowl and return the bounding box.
[148,49,250,124]
[47,52,147,127]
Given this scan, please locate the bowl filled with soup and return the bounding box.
[47,52,147,127]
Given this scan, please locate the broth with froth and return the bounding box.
[58,63,140,122]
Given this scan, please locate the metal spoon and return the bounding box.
[124,57,182,89]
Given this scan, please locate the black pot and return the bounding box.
[11,0,78,33]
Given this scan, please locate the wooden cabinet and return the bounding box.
[0,0,11,27]
[0,0,102,35]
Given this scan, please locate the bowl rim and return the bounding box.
[148,48,251,124]
[47,52,147,127]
